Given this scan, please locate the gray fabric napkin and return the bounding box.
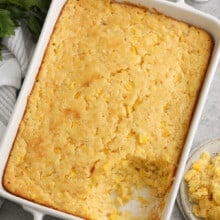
[0,26,35,138]
[187,0,220,18]
[0,27,35,208]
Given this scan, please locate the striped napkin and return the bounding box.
[0,26,35,207]
[187,0,220,19]
[0,26,35,137]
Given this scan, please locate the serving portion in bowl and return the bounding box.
[0,0,220,220]
[179,138,220,220]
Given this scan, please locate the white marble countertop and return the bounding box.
[0,0,219,219]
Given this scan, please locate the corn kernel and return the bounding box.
[201,152,210,161]
[70,168,76,177]
[74,91,81,99]
[138,135,148,144]
[213,190,220,205]
[16,154,24,163]
[215,169,220,177]
[175,74,183,83]
[85,96,92,102]
[162,130,170,137]
[197,187,208,196]
[70,82,75,89]
[125,83,133,90]
[137,196,148,205]
[121,160,128,166]
[54,147,61,154]
[103,162,111,172]
[192,162,202,171]
[109,211,120,220]
[125,105,131,116]
[95,89,102,98]
[116,197,123,206]
[130,46,138,55]
[184,170,197,181]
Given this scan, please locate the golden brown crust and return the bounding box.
[3,0,213,219]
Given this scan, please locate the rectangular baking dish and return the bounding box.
[0,0,219,219]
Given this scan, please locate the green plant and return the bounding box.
[0,0,51,60]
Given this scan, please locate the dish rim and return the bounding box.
[0,0,219,219]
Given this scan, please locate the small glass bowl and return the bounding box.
[177,138,220,220]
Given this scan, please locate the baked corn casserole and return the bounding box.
[185,152,220,220]
[3,0,213,219]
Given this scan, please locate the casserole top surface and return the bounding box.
[3,0,213,219]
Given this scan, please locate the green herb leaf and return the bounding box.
[2,0,37,9]
[35,0,51,13]
[0,40,2,60]
[0,0,51,61]
[27,14,41,40]
[0,9,15,38]
[0,0,8,4]
[6,5,25,19]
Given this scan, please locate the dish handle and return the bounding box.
[22,205,44,220]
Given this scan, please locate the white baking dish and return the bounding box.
[0,0,219,219]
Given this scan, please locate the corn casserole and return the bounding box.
[3,0,213,219]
